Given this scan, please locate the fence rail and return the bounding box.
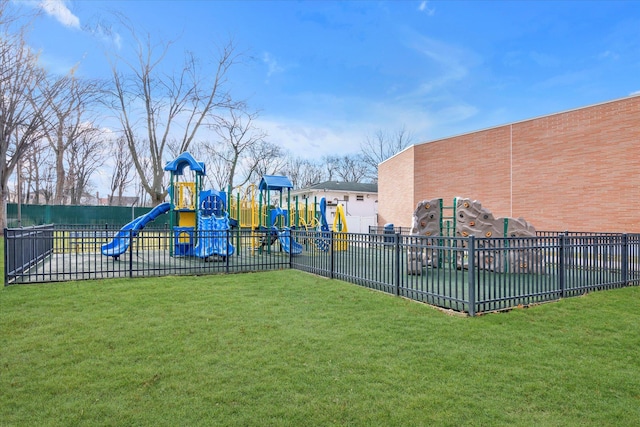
[368,225,412,235]
[5,225,640,316]
[5,225,55,284]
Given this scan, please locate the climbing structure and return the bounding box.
[254,175,302,255]
[407,199,443,274]
[455,198,536,239]
[164,152,205,256]
[408,197,543,274]
[164,152,234,260]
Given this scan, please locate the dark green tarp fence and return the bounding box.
[6,203,170,229]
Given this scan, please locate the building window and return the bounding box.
[356,195,364,201]
[344,195,349,202]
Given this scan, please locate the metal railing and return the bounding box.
[291,230,640,315]
[4,225,55,284]
[5,225,640,316]
[4,225,291,285]
[368,225,412,235]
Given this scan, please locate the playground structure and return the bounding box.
[101,152,235,261]
[100,152,351,260]
[8,183,639,315]
[251,175,303,255]
[407,197,543,274]
[228,185,321,232]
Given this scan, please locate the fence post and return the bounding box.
[226,229,231,274]
[622,233,628,286]
[330,231,335,279]
[3,228,8,286]
[289,229,293,269]
[559,234,566,298]
[128,229,134,278]
[467,236,476,316]
[395,232,401,296]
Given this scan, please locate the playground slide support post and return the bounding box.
[287,188,291,228]
[467,236,476,317]
[228,185,232,217]
[258,192,263,229]
[313,196,317,224]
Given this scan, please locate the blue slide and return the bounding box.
[101,202,171,258]
[313,198,331,252]
[275,226,303,255]
[194,212,235,259]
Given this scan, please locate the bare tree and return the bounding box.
[283,156,325,189]
[0,16,48,230]
[322,154,368,183]
[20,139,52,204]
[245,140,286,182]
[204,149,232,191]
[107,19,239,206]
[202,105,268,190]
[37,146,56,204]
[322,155,339,182]
[337,155,369,182]
[40,70,103,204]
[360,125,414,182]
[65,127,103,204]
[108,135,135,205]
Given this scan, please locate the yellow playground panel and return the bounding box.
[229,184,318,230]
[54,230,171,254]
[174,182,196,211]
[332,204,349,251]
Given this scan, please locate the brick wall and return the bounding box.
[378,146,414,227]
[379,95,640,232]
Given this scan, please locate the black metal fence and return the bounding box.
[5,225,640,316]
[368,225,412,235]
[4,225,291,284]
[4,225,55,284]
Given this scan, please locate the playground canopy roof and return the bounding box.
[164,152,206,176]
[259,175,294,192]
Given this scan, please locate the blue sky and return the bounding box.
[20,0,640,160]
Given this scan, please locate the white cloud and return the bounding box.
[252,90,466,160]
[90,24,122,50]
[597,50,620,61]
[39,0,80,29]
[418,1,435,16]
[630,90,640,96]
[262,52,285,79]
[256,117,364,160]
[399,34,476,101]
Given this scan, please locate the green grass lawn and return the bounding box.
[1,268,639,426]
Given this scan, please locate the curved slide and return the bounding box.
[101,202,171,258]
[194,212,235,259]
[275,226,303,255]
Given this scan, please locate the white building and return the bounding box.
[291,181,378,233]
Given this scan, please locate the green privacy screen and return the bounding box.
[6,204,170,229]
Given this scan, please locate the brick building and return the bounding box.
[378,94,640,232]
